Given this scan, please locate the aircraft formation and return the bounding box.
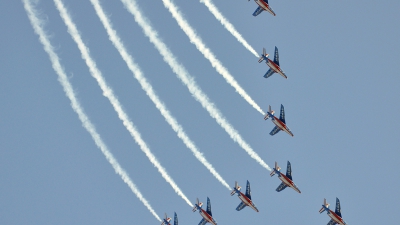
[23,0,349,224]
[162,1,349,224]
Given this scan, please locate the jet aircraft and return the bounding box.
[230,181,259,212]
[192,197,217,225]
[264,104,294,136]
[319,198,348,225]
[270,161,301,193]
[258,47,287,79]
[249,0,276,16]
[161,213,171,225]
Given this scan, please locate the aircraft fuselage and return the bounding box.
[238,192,259,212]
[277,172,301,193]
[327,209,346,225]
[271,116,293,136]
[199,209,216,225]
[266,59,287,79]
[254,0,276,16]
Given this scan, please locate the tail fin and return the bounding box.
[161,213,171,225]
[258,48,269,63]
[270,162,280,176]
[269,170,275,176]
[319,198,329,213]
[264,105,274,120]
[269,105,275,115]
[192,198,199,212]
[230,181,239,196]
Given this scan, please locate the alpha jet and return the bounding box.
[270,161,301,193]
[249,0,276,16]
[319,198,348,225]
[192,197,217,225]
[230,181,259,212]
[264,104,294,137]
[258,47,287,79]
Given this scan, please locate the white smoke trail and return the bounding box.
[121,0,271,171]
[161,0,265,115]
[22,0,161,221]
[88,0,231,190]
[200,0,259,58]
[52,0,193,206]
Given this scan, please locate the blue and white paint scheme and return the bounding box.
[192,197,217,225]
[230,181,259,212]
[319,198,348,225]
[173,212,178,225]
[270,161,301,193]
[249,0,276,16]
[258,47,287,79]
[264,104,294,137]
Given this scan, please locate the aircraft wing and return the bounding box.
[252,6,264,17]
[269,126,281,136]
[274,46,279,65]
[206,197,212,216]
[236,201,247,211]
[245,180,252,199]
[286,161,292,180]
[327,219,337,225]
[198,218,207,225]
[335,198,342,217]
[174,213,178,225]
[276,182,288,192]
[263,68,275,78]
[279,104,286,124]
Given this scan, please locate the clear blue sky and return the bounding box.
[1,0,400,224]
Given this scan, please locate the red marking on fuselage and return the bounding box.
[328,210,345,224]
[239,193,252,205]
[268,59,281,72]
[256,0,270,10]
[280,174,294,186]
[200,209,214,224]
[273,117,287,129]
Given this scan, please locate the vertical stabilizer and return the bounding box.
[319,198,329,213]
[230,182,239,196]
[192,198,200,212]
[258,48,269,63]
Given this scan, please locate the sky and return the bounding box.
[1,0,400,224]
